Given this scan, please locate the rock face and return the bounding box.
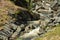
[19,0,60,39]
[0,0,60,40]
[32,0,60,26]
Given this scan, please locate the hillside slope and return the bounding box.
[35,25,60,40]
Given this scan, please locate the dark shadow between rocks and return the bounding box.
[0,39,3,40]
[10,0,40,25]
[9,11,40,25]
[10,0,29,8]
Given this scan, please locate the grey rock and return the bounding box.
[0,35,8,40]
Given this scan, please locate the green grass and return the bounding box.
[26,0,29,2]
[35,25,60,40]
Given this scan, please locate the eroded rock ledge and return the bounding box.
[0,0,60,40]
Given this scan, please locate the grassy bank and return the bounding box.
[35,25,60,40]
